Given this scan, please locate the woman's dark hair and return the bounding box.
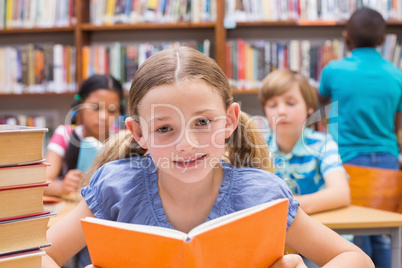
[70,74,125,124]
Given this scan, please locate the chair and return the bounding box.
[344,164,402,213]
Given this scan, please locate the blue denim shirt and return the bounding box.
[81,154,299,230]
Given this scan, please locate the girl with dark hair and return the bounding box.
[44,74,125,197]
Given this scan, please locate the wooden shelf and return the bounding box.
[385,19,402,25]
[233,19,402,28]
[232,89,260,95]
[0,92,75,97]
[234,21,298,27]
[81,22,216,31]
[0,1,401,107]
[0,27,75,34]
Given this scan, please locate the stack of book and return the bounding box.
[0,124,55,268]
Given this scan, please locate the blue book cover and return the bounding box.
[77,137,103,172]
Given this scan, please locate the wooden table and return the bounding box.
[311,205,402,268]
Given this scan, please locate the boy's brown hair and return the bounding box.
[259,69,318,112]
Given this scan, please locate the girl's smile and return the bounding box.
[173,154,207,169]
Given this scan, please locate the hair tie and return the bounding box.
[74,94,81,100]
[120,100,126,105]
[71,111,77,117]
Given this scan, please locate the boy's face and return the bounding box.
[128,80,239,184]
[264,83,312,137]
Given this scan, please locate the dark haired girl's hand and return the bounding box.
[270,254,307,268]
[321,42,338,68]
[61,169,82,194]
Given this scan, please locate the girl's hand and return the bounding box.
[270,254,307,268]
[61,169,82,194]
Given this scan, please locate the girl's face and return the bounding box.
[80,89,121,141]
[264,83,312,137]
[128,80,239,184]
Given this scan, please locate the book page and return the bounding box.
[188,198,287,238]
[83,217,188,241]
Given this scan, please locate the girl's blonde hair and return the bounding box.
[84,47,271,186]
[259,69,318,111]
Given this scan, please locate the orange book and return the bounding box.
[81,198,289,268]
[82,46,90,80]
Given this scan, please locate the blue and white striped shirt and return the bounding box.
[266,127,345,195]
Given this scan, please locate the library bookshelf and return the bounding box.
[0,0,401,126]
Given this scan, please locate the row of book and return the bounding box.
[82,40,211,91]
[225,39,341,90]
[0,125,53,268]
[0,44,76,94]
[225,0,402,24]
[0,0,75,30]
[0,115,46,128]
[226,35,401,91]
[90,0,216,25]
[0,35,399,94]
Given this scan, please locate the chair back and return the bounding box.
[344,164,402,213]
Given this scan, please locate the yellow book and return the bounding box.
[148,0,159,10]
[105,0,116,25]
[5,0,12,29]
[245,43,253,90]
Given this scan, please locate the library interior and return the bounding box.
[0,1,402,268]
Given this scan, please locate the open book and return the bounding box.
[81,198,289,268]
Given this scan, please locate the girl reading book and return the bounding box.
[42,47,373,267]
[44,74,125,197]
[44,74,125,267]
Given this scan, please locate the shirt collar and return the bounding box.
[351,47,381,58]
[269,128,313,157]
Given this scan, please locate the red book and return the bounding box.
[0,162,48,188]
[225,43,232,79]
[0,213,55,256]
[0,249,45,268]
[0,181,50,221]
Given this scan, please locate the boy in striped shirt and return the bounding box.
[259,69,350,215]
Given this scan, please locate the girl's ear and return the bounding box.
[125,117,148,149]
[225,103,241,139]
